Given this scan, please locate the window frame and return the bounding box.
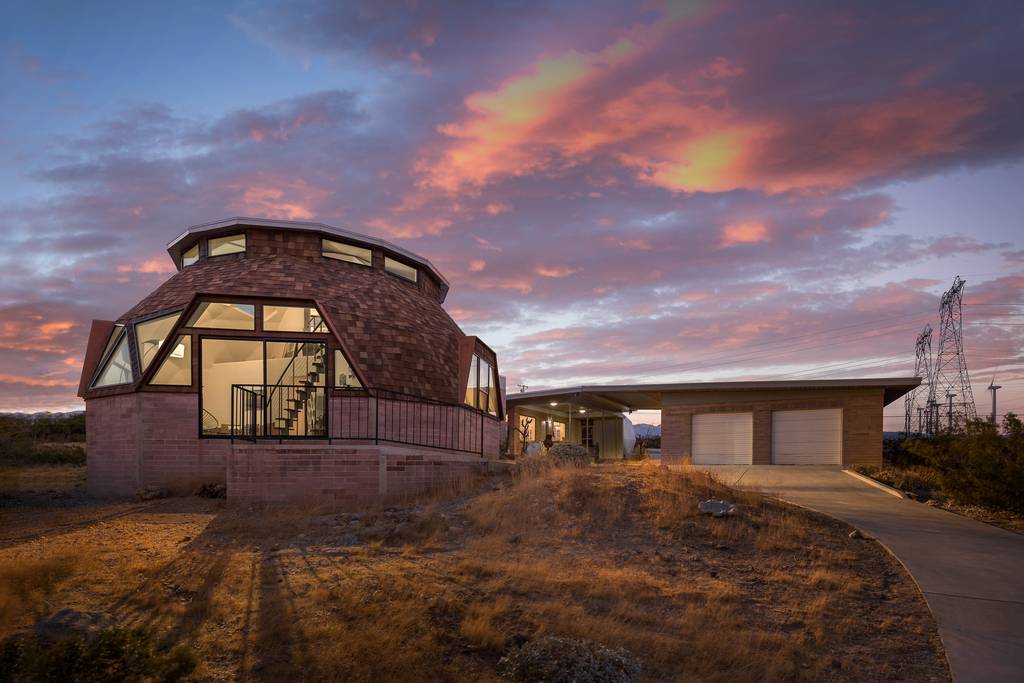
[149,334,193,386]
[262,304,327,334]
[464,352,499,416]
[197,334,329,439]
[185,301,257,331]
[134,310,182,374]
[384,256,418,283]
[90,328,134,389]
[207,233,246,258]
[181,243,200,267]
[322,238,372,267]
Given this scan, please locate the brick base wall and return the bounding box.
[227,442,486,506]
[89,392,497,502]
[661,388,884,467]
[87,393,228,497]
[86,394,140,497]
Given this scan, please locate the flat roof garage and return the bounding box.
[506,378,918,466]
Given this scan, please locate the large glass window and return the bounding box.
[92,332,133,388]
[208,233,246,256]
[385,257,417,282]
[150,335,191,386]
[201,339,263,435]
[334,349,361,387]
[201,338,327,436]
[135,312,180,373]
[182,244,199,267]
[322,239,372,267]
[186,302,255,330]
[263,305,325,333]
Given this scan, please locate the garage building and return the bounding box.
[506,378,918,466]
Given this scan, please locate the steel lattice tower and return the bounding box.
[928,276,977,431]
[905,324,933,435]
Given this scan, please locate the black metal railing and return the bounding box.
[231,384,488,455]
[231,384,326,440]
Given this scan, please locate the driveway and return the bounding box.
[700,466,1024,683]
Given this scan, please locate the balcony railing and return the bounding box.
[231,385,488,455]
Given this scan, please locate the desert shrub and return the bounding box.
[498,636,640,683]
[0,439,85,466]
[0,629,196,683]
[906,414,1024,513]
[547,443,590,466]
[858,465,942,500]
[883,438,927,468]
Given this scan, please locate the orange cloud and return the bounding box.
[720,222,769,248]
[535,264,578,278]
[229,176,330,221]
[117,258,176,274]
[468,259,486,272]
[0,372,77,388]
[414,5,988,197]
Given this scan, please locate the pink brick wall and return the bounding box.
[89,392,496,502]
[227,442,486,506]
[86,394,140,497]
[87,392,228,497]
[138,393,228,493]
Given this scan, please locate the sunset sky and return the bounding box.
[1,1,1023,429]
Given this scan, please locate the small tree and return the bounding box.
[514,417,534,456]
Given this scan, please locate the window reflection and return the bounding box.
[186,302,255,330]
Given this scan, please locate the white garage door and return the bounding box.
[772,409,842,465]
[692,412,753,464]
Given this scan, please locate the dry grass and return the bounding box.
[0,462,948,682]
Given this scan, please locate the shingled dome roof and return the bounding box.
[108,219,470,401]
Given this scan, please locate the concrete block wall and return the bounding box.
[86,393,140,497]
[227,442,486,506]
[661,388,884,467]
[138,393,228,493]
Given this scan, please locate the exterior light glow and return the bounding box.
[579,408,587,414]
[549,401,558,407]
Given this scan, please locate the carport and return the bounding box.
[507,378,918,466]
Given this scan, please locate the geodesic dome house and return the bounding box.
[78,218,504,504]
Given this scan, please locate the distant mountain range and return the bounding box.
[0,410,84,420]
[633,423,661,437]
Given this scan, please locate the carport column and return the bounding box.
[752,408,772,465]
[660,404,692,466]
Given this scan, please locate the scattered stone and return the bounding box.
[699,499,736,517]
[196,482,227,499]
[849,529,869,540]
[34,609,115,642]
[498,636,640,683]
[137,485,169,501]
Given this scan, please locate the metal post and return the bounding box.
[946,392,956,432]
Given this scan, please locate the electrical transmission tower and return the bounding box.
[905,324,932,435]
[928,276,976,431]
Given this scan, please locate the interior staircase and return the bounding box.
[268,343,326,436]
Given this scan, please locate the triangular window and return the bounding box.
[150,335,192,386]
[334,349,362,388]
[135,312,181,373]
[91,331,133,388]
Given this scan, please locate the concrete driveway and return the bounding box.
[700,466,1024,683]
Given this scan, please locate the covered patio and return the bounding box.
[506,386,661,460]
